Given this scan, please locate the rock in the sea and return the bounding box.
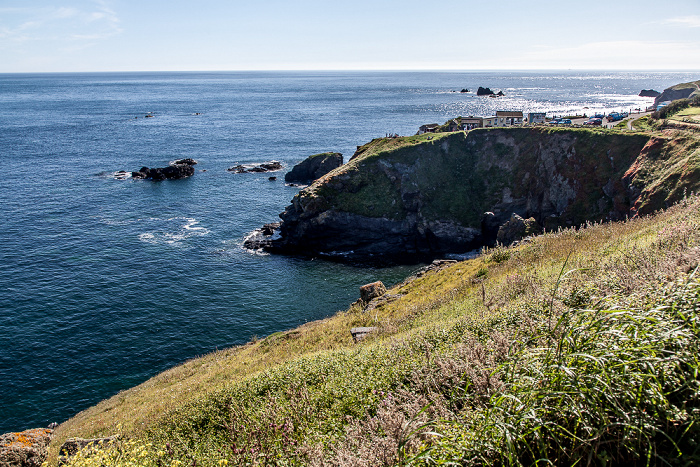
[477,87,495,96]
[496,213,542,245]
[228,161,283,174]
[460,88,469,93]
[284,152,343,184]
[173,158,197,166]
[0,428,53,467]
[360,281,387,304]
[130,159,196,181]
[58,436,118,465]
[639,89,660,98]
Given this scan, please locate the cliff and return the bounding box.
[654,79,700,105]
[261,127,698,264]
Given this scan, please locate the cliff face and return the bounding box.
[654,80,700,105]
[263,127,696,264]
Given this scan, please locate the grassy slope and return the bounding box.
[53,191,700,466]
[53,121,700,466]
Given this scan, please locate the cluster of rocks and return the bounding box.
[482,212,542,246]
[477,87,505,97]
[0,427,120,467]
[227,161,282,173]
[130,158,197,180]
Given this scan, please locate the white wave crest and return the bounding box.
[138,217,210,245]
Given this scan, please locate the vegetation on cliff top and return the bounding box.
[52,191,700,466]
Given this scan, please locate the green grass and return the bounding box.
[53,193,700,466]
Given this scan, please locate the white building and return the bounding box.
[527,112,546,124]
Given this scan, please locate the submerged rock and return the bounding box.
[284,152,343,184]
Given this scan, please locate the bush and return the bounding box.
[652,99,691,120]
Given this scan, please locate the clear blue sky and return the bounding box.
[1,0,699,73]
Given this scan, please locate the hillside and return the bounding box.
[262,127,700,264]
[49,191,700,466]
[42,123,700,466]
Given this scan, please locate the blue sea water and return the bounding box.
[0,70,697,433]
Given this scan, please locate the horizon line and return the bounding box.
[1,68,700,75]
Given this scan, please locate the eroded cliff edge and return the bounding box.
[255,127,700,264]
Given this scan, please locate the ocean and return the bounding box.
[0,70,696,433]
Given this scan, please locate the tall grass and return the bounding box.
[423,275,700,466]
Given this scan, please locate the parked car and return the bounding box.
[562,119,572,125]
[584,118,602,126]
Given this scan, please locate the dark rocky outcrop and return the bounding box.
[131,159,196,180]
[0,428,53,467]
[173,158,197,166]
[248,126,700,265]
[284,152,343,184]
[476,87,495,96]
[460,88,469,93]
[228,161,283,174]
[639,89,661,98]
[496,213,542,245]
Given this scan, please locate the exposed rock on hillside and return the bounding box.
[496,213,542,245]
[284,152,343,184]
[250,128,698,265]
[0,428,53,467]
[359,281,387,304]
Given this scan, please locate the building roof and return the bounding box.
[496,111,524,117]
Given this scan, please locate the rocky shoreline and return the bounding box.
[244,126,693,266]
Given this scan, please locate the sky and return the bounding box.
[0,0,699,73]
